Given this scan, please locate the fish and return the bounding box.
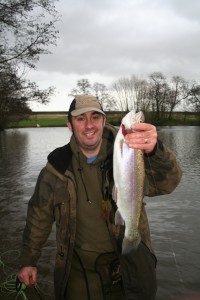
[113,110,145,254]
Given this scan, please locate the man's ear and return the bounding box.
[67,121,72,131]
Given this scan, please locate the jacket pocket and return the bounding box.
[54,201,65,225]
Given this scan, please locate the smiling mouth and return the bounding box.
[84,131,96,137]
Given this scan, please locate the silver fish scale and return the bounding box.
[113,110,145,254]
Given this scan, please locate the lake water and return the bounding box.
[0,126,200,300]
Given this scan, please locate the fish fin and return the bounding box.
[112,185,118,203]
[115,209,125,225]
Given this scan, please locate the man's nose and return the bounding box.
[85,118,94,127]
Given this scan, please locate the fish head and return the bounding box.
[121,111,145,135]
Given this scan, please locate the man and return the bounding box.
[18,95,182,300]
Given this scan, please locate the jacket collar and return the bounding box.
[47,143,73,174]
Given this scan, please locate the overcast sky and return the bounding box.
[29,0,200,111]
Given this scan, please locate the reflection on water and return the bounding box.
[0,128,71,300]
[0,126,200,300]
[147,126,200,299]
[158,126,200,182]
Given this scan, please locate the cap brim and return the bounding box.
[71,107,106,116]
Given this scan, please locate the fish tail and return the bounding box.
[122,235,141,255]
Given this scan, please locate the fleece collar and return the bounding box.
[47,143,73,174]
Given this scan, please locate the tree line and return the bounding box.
[69,75,200,123]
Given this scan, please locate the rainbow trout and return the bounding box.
[113,110,145,254]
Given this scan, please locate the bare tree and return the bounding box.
[93,82,107,102]
[92,82,114,110]
[69,79,92,97]
[131,76,150,112]
[187,83,200,112]
[148,72,169,121]
[112,77,136,111]
[166,76,190,119]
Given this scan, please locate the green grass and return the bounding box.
[8,114,67,128]
[155,112,200,126]
[6,111,200,128]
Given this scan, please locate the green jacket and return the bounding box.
[20,124,182,299]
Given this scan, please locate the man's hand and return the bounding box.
[18,266,37,286]
[124,123,157,154]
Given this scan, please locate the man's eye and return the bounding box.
[93,114,100,120]
[77,117,85,122]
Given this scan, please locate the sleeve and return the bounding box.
[144,140,183,197]
[19,167,55,267]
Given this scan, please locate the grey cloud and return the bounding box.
[35,0,200,81]
[165,0,200,22]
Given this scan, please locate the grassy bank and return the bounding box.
[8,113,67,128]
[7,111,200,128]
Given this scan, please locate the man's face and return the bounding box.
[67,111,106,157]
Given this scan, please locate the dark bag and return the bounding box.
[120,241,157,300]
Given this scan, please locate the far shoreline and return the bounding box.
[5,111,200,129]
